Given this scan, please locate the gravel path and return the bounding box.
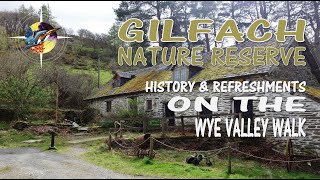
[67,136,108,144]
[0,148,151,179]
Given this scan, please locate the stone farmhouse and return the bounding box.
[84,37,320,154]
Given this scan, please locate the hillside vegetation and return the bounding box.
[0,4,118,121]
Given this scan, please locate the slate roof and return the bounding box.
[85,37,320,100]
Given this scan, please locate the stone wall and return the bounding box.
[89,74,320,155]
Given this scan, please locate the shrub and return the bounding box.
[99,118,115,129]
[113,98,148,127]
[0,121,10,130]
[81,107,100,125]
[142,157,153,165]
[27,108,62,122]
[0,75,54,119]
[115,98,147,118]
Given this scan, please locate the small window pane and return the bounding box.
[106,101,112,112]
[174,69,180,81]
[146,100,152,111]
[181,67,187,81]
[114,80,120,87]
[173,67,188,82]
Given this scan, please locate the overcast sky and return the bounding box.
[0,1,121,34]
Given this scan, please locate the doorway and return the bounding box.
[232,99,254,120]
[199,99,213,119]
[232,99,254,133]
[164,102,175,126]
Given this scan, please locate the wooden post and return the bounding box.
[228,142,232,174]
[286,138,293,172]
[108,133,112,150]
[119,122,123,138]
[114,122,118,137]
[165,118,168,133]
[55,82,59,123]
[143,118,148,134]
[98,57,100,88]
[161,118,166,138]
[181,116,185,135]
[149,135,154,159]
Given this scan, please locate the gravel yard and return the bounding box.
[0,148,150,179]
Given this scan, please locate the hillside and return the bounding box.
[58,37,114,86]
[64,65,113,86]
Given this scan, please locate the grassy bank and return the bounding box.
[0,129,68,152]
[64,65,113,85]
[81,141,320,179]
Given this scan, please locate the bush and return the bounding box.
[142,157,153,165]
[76,46,94,56]
[115,98,146,118]
[0,121,10,130]
[27,108,62,122]
[99,118,114,129]
[0,75,54,119]
[81,107,100,125]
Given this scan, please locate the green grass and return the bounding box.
[81,141,320,179]
[64,65,113,85]
[0,130,68,152]
[0,122,10,130]
[1,129,319,179]
[28,62,113,86]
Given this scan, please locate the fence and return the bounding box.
[108,132,320,173]
[109,112,243,137]
[107,119,320,173]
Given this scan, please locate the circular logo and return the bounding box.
[25,22,59,54]
[10,10,72,67]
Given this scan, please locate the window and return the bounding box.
[173,66,189,81]
[232,99,253,118]
[164,102,175,126]
[106,101,112,112]
[174,69,180,81]
[180,67,188,81]
[146,100,152,111]
[114,79,121,87]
